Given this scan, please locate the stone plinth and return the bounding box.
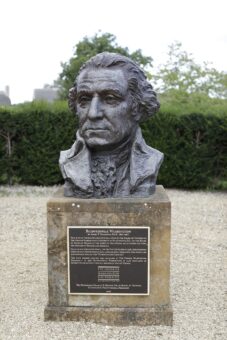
[44,185,173,325]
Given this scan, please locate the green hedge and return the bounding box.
[0,101,76,185]
[142,111,227,189]
[0,100,226,189]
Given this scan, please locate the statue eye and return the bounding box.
[104,94,121,104]
[78,95,91,107]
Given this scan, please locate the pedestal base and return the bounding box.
[44,305,173,326]
[45,186,173,326]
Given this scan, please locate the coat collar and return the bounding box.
[59,127,163,194]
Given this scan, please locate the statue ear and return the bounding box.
[131,103,142,122]
[68,87,77,114]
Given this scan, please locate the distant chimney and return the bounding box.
[5,86,10,97]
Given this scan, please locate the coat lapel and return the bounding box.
[130,128,164,190]
[60,133,93,193]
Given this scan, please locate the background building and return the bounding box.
[33,85,59,102]
[0,86,11,105]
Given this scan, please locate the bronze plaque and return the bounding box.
[67,226,150,295]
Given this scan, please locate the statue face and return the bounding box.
[76,68,137,151]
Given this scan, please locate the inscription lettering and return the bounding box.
[68,226,150,295]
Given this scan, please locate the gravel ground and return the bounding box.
[0,186,226,340]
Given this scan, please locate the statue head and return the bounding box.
[68,52,160,151]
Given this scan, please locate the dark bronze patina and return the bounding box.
[59,52,163,198]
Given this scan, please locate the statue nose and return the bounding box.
[88,95,103,119]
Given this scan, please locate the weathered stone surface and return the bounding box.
[44,306,173,326]
[44,185,173,325]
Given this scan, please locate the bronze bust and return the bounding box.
[59,52,163,198]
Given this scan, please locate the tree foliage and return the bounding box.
[55,32,153,99]
[154,41,227,99]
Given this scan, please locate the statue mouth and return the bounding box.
[84,127,110,131]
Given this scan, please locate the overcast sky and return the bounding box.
[0,0,227,104]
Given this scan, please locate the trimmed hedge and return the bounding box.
[0,101,76,185]
[0,100,226,189]
[142,111,227,189]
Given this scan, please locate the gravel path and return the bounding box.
[0,186,226,340]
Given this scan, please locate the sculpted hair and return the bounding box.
[68,52,160,122]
